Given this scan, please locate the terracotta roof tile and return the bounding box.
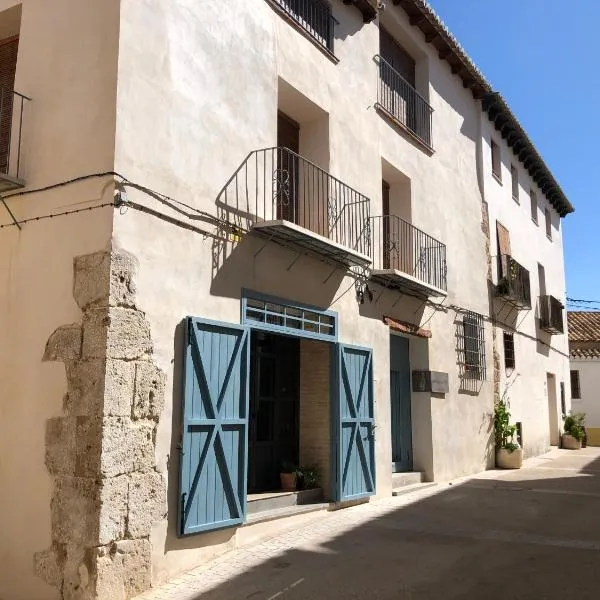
[568,311,600,342]
[571,347,600,359]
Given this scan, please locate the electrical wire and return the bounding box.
[0,202,114,229]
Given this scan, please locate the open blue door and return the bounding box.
[179,318,249,535]
[332,343,376,501]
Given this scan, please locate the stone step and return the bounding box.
[392,471,425,489]
[247,487,323,515]
[392,482,437,497]
[246,501,328,526]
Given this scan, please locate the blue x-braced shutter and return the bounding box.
[332,344,376,501]
[179,318,249,535]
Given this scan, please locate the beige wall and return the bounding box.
[482,113,571,457]
[110,0,494,585]
[0,1,120,598]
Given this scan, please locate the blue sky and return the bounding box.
[427,0,599,309]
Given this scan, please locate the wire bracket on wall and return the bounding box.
[1,196,21,230]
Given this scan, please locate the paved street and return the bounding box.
[137,448,600,600]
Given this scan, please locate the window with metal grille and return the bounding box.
[511,164,519,202]
[530,189,538,224]
[461,311,486,380]
[570,370,581,399]
[242,291,337,341]
[503,331,515,371]
[491,140,501,181]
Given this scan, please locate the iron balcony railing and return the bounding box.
[217,147,371,256]
[370,214,447,291]
[375,55,433,148]
[270,0,335,52]
[539,295,564,334]
[0,87,30,183]
[495,254,531,309]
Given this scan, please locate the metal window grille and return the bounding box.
[460,311,486,381]
[271,0,335,52]
[243,294,337,341]
[570,370,581,399]
[503,331,515,371]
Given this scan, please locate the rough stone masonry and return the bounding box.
[34,250,167,600]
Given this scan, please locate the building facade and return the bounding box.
[569,311,600,445]
[0,1,573,599]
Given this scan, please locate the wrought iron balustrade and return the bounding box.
[0,87,30,187]
[539,295,564,334]
[375,55,433,148]
[270,0,335,52]
[495,254,531,309]
[217,147,371,257]
[370,214,447,291]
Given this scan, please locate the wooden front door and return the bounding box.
[277,112,300,223]
[390,335,413,472]
[248,332,300,492]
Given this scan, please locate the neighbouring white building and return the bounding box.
[0,1,574,599]
[569,311,600,445]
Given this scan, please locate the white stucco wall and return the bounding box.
[571,359,600,429]
[0,1,120,599]
[481,114,571,456]
[111,0,493,584]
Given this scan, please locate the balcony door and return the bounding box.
[0,36,18,175]
[277,112,300,224]
[380,28,416,133]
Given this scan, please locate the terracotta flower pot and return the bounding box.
[280,472,297,492]
[496,447,523,469]
[562,434,582,450]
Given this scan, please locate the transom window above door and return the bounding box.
[242,290,338,341]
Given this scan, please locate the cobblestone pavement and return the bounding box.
[136,448,600,600]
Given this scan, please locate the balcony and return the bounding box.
[374,55,433,150]
[369,215,447,297]
[268,0,336,54]
[0,87,29,192]
[217,147,371,268]
[495,255,531,309]
[539,295,564,335]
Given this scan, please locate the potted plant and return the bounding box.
[562,412,586,450]
[296,464,320,491]
[280,461,297,492]
[494,393,523,469]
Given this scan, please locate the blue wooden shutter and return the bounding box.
[179,318,249,535]
[333,344,376,501]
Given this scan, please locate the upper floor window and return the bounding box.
[530,189,538,224]
[545,208,552,240]
[511,164,519,202]
[377,27,433,149]
[570,370,581,399]
[503,331,515,371]
[491,140,501,181]
[270,0,335,54]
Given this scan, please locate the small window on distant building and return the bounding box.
[530,189,538,224]
[491,140,501,181]
[511,165,519,202]
[503,331,515,371]
[570,370,581,399]
[545,208,552,240]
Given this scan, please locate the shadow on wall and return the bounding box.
[356,283,430,325]
[160,452,600,599]
[332,3,365,42]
